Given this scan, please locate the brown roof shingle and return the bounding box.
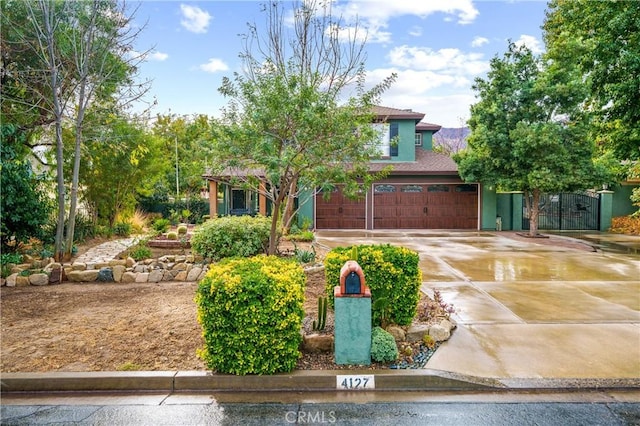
[369,149,458,174]
[372,105,425,121]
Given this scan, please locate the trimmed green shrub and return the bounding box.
[324,244,422,326]
[195,256,306,375]
[287,230,314,242]
[166,231,178,240]
[152,218,171,233]
[177,225,188,235]
[127,241,152,261]
[113,221,131,237]
[371,326,398,363]
[191,215,272,261]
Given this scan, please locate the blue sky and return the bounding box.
[131,0,549,128]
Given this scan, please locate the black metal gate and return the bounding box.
[523,192,601,231]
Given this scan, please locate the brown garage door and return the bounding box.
[373,183,478,229]
[315,188,366,229]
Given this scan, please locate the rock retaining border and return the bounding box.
[2,254,209,287]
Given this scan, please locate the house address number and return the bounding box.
[336,374,375,390]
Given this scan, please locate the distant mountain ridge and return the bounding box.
[433,127,469,154]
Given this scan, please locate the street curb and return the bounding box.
[0,370,499,393]
[2,370,638,394]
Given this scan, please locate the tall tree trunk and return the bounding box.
[65,0,98,260]
[37,0,66,261]
[281,180,297,234]
[64,86,85,261]
[528,188,541,237]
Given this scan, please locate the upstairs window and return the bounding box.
[389,123,399,157]
[370,122,399,157]
[415,133,422,146]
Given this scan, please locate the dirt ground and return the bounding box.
[0,232,592,373]
[0,240,335,373]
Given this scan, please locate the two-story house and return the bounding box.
[204,105,486,230]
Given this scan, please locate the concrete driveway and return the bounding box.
[315,231,640,382]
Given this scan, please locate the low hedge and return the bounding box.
[324,244,422,326]
[195,256,305,375]
[190,215,272,261]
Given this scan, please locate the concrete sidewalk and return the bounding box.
[1,231,639,394]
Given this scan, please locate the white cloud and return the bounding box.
[337,0,479,27]
[199,58,229,73]
[387,45,489,75]
[149,51,169,61]
[471,36,489,48]
[180,4,211,34]
[514,34,544,54]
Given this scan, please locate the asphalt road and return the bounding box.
[2,391,639,425]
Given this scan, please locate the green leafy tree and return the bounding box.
[543,0,640,214]
[0,125,53,252]
[454,43,603,236]
[543,0,640,163]
[211,0,395,254]
[79,114,168,226]
[151,113,214,203]
[2,0,149,260]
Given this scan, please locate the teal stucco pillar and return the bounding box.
[511,192,523,232]
[598,190,614,231]
[481,184,497,230]
[334,261,371,365]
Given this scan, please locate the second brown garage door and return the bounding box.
[373,183,478,229]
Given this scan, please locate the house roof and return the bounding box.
[204,149,458,180]
[416,121,442,132]
[373,105,425,122]
[369,149,458,174]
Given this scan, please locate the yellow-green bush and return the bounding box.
[324,244,422,326]
[195,256,305,375]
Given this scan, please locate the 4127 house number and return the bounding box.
[336,374,375,390]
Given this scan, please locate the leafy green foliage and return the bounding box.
[113,222,131,237]
[1,252,23,278]
[210,1,396,255]
[151,218,171,234]
[454,43,602,235]
[370,327,398,363]
[150,114,215,203]
[544,0,640,162]
[190,215,272,261]
[79,115,168,227]
[195,256,305,375]
[127,241,152,261]
[286,230,315,242]
[292,242,316,264]
[324,244,422,326]
[0,127,53,252]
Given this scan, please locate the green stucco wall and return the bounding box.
[334,295,372,365]
[396,120,417,161]
[481,185,497,230]
[420,131,433,151]
[612,184,639,217]
[298,189,314,228]
[496,192,523,231]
